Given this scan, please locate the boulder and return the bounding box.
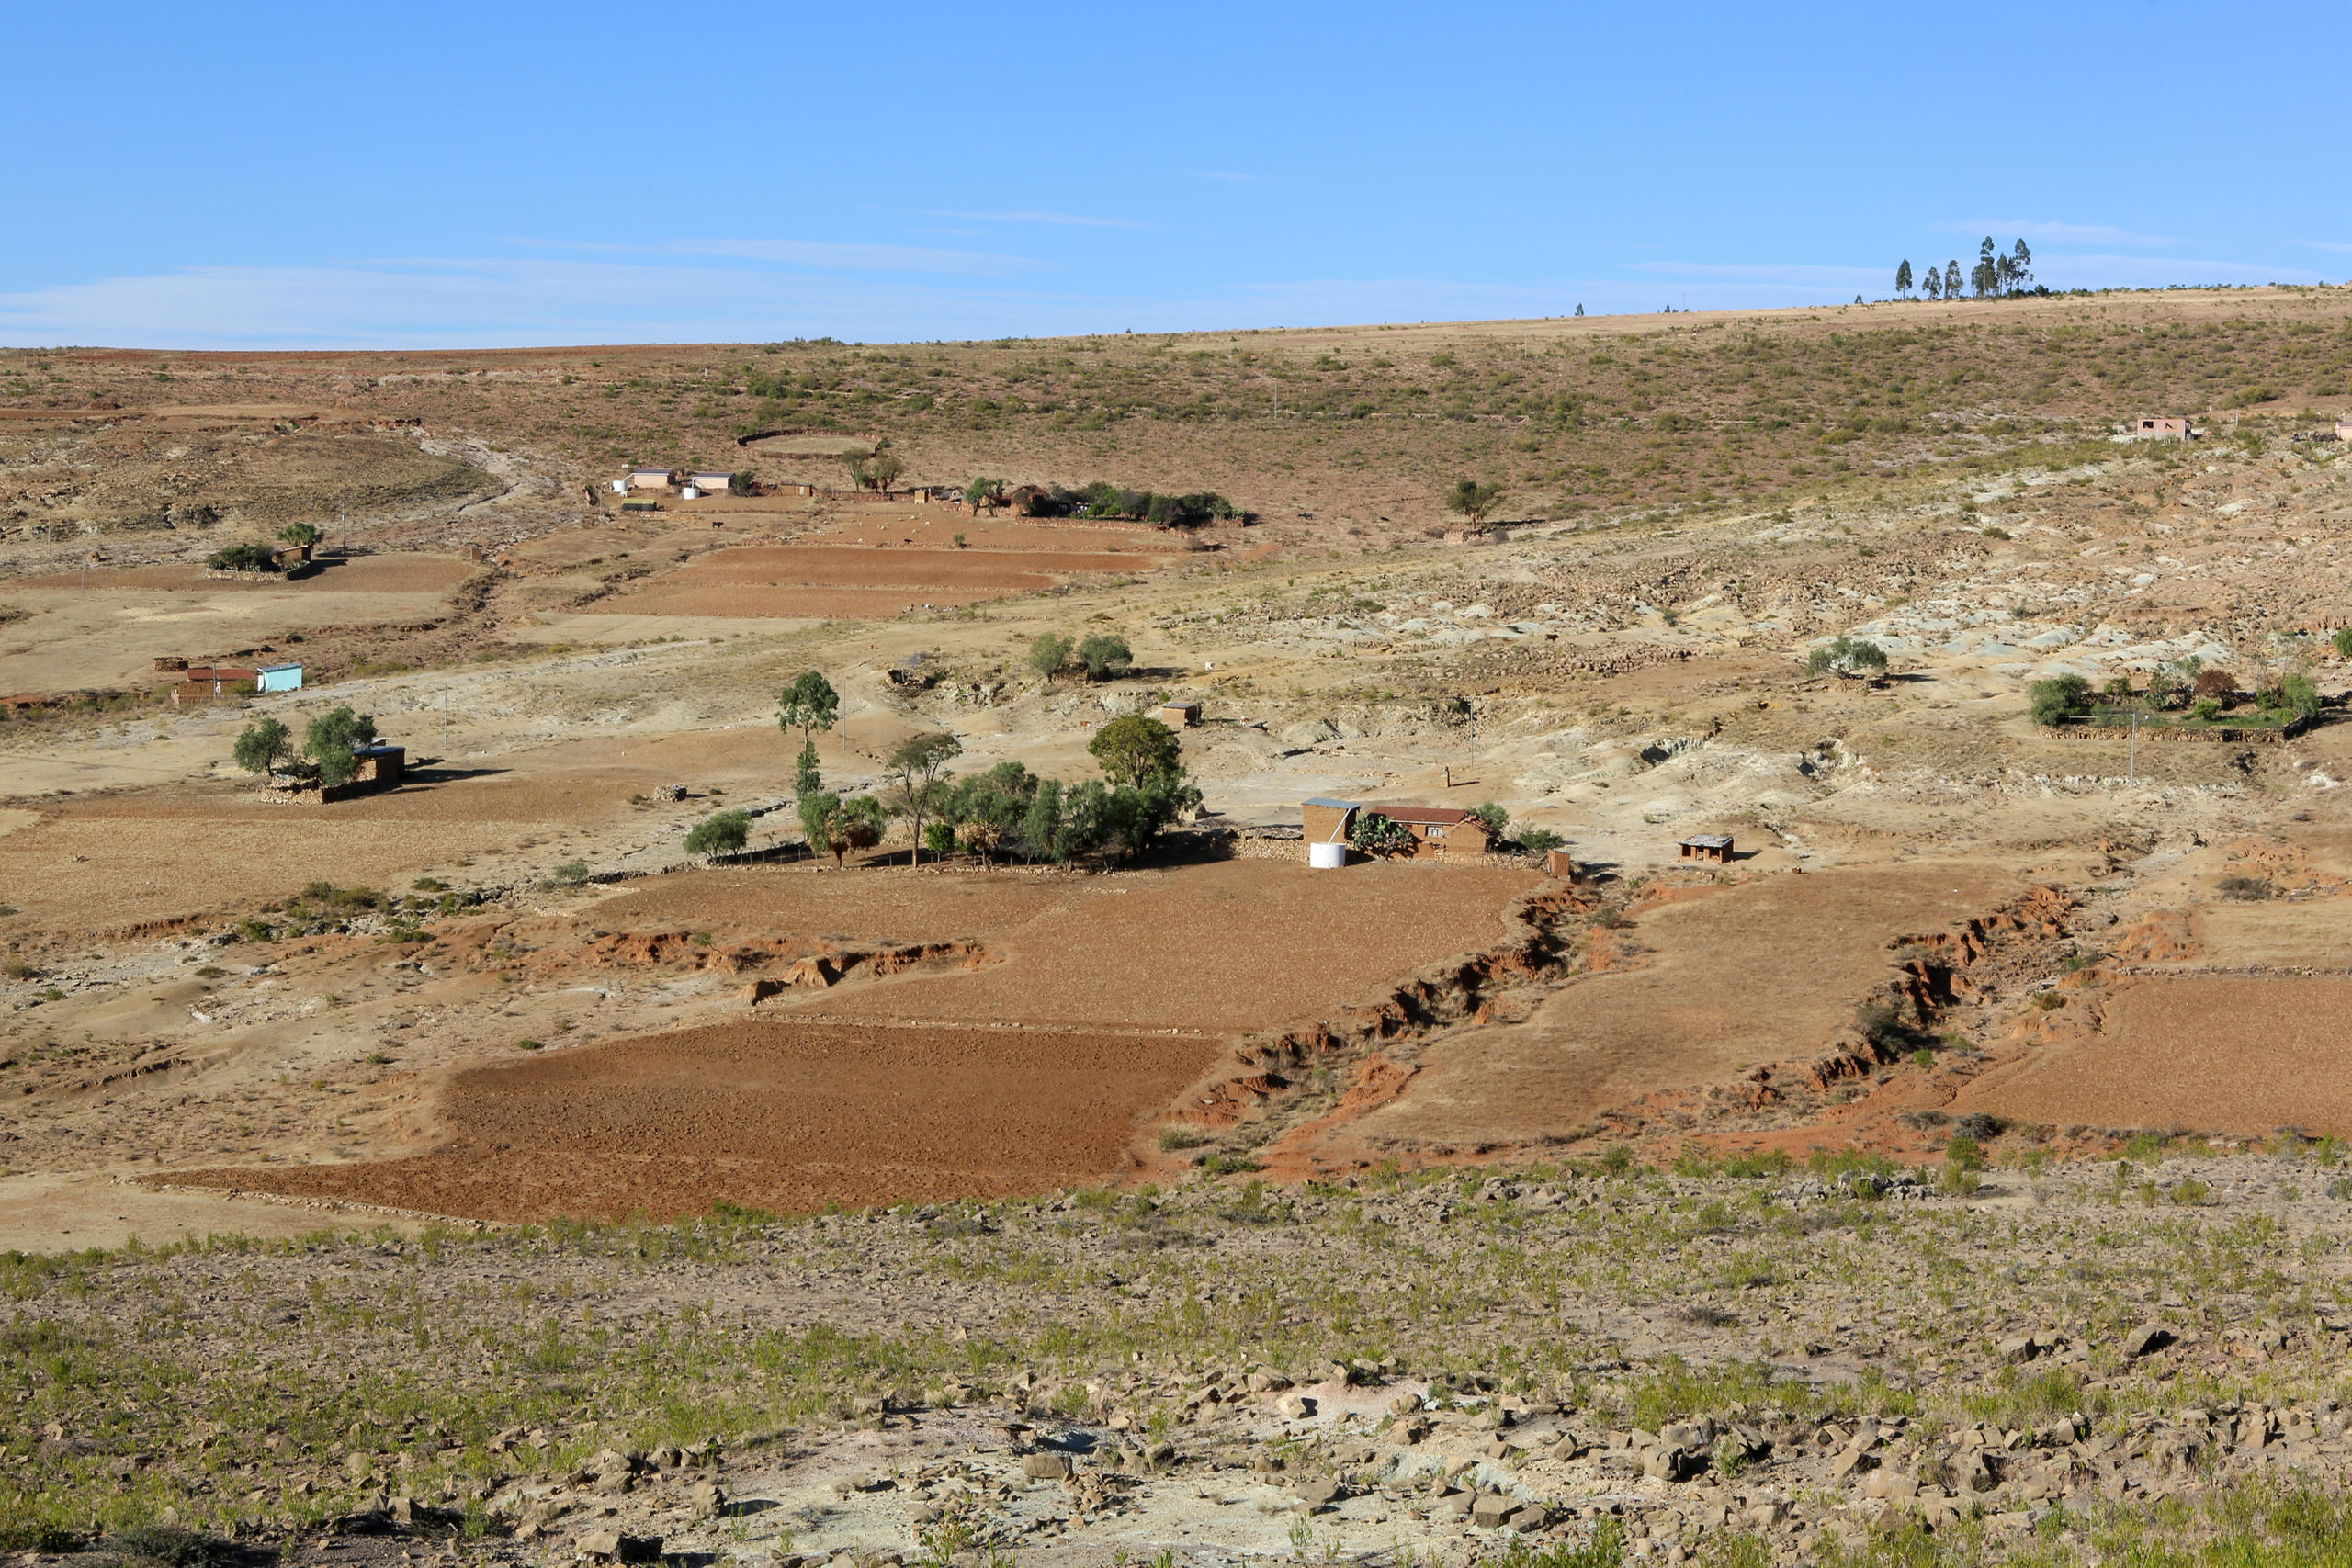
[2123,1324,2177,1358]
[1644,1446,1702,1483]
[1021,1453,1073,1480]
[1291,1475,1342,1508]
[1863,1470,1918,1501]
[577,1530,662,1563]
[1471,1495,1516,1529]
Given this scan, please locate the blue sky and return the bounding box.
[5,1,2343,349]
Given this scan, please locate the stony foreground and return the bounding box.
[10,1149,2352,1568]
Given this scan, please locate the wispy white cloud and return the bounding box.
[1935,220,2175,246]
[1631,261,1880,288]
[919,209,1148,230]
[506,236,1038,276]
[2295,239,2352,254]
[6,251,2335,353]
[2032,254,2327,288]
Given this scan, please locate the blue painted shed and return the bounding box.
[256,663,303,694]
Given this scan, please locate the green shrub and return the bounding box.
[2028,674,2090,726]
[205,543,279,572]
[684,809,752,859]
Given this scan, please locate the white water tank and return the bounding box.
[609,479,627,493]
[1308,841,1348,869]
[681,485,702,500]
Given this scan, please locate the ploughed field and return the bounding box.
[188,1020,1217,1220]
[163,858,1545,1221]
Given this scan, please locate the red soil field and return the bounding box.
[1954,975,2352,1136]
[187,1021,1220,1221]
[756,857,1544,1033]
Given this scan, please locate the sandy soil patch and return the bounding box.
[1343,863,2027,1150]
[0,774,623,931]
[1955,976,2352,1136]
[2192,898,2352,968]
[182,1020,1219,1221]
[0,1171,423,1252]
[606,544,1161,617]
[20,554,477,596]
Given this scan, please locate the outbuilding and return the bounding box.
[688,471,735,494]
[1296,797,1491,862]
[256,663,303,694]
[1158,701,1202,728]
[2133,416,2194,440]
[627,468,680,491]
[1677,833,1735,863]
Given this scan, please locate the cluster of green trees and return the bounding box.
[2031,662,2322,727]
[1026,631,1133,682]
[683,672,1203,869]
[1895,238,2035,302]
[231,705,379,786]
[844,442,906,492]
[1009,481,1238,528]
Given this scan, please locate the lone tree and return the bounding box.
[1089,714,1182,787]
[1350,811,1415,857]
[303,706,378,787]
[881,731,962,864]
[866,451,906,493]
[946,761,1037,867]
[2028,675,2091,727]
[1894,259,1914,296]
[1076,632,1133,682]
[1446,479,1505,525]
[1805,636,1890,678]
[798,791,888,869]
[232,716,291,778]
[777,671,839,750]
[684,808,752,861]
[1027,632,1074,682]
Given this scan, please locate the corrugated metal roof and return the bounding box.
[1302,797,1359,810]
[1679,834,1734,848]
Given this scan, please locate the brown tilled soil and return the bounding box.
[1328,863,2026,1154]
[181,1020,1219,1220]
[798,858,1544,1032]
[1954,975,2352,1136]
